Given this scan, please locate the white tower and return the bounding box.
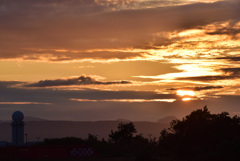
[12,111,24,146]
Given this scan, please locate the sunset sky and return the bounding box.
[1,0,240,121]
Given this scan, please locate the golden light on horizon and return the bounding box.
[177,90,195,97]
[182,98,191,101]
[177,90,196,101]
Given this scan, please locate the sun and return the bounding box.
[177,90,195,101]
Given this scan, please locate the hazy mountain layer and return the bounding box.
[0,121,169,142]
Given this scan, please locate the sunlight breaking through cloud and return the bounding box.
[1,0,240,121]
[70,98,176,103]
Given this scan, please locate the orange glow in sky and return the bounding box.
[182,98,192,101]
[177,90,195,97]
[0,0,240,121]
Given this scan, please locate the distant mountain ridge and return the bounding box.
[157,116,178,124]
[24,116,48,121]
[0,116,48,122]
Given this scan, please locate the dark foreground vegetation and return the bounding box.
[1,106,240,161]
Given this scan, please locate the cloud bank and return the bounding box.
[1,0,240,61]
[1,0,240,121]
[168,86,223,91]
[25,75,131,87]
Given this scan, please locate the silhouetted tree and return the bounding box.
[159,106,240,160]
[109,122,137,144]
[85,134,98,143]
[108,122,159,160]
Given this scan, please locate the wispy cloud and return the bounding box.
[25,75,131,87]
[1,1,240,61]
[0,102,52,105]
[70,98,176,103]
[0,82,177,103]
[221,68,240,75]
[177,75,240,82]
[1,0,240,121]
[0,81,23,88]
[168,86,223,91]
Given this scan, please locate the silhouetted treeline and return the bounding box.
[41,122,158,160]
[159,106,240,161]
[40,106,240,161]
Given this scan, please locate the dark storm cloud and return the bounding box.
[168,86,223,91]
[1,0,240,60]
[25,75,131,87]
